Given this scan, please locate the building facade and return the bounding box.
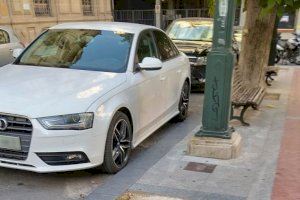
[113,0,209,10]
[0,0,113,44]
[113,0,241,29]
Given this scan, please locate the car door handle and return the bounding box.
[160,76,166,81]
[177,69,182,74]
[9,49,13,52]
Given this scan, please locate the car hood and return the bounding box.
[0,65,126,118]
[173,40,212,56]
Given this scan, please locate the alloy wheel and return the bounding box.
[112,119,131,168]
[179,82,190,118]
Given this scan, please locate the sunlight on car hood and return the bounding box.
[0,64,126,118]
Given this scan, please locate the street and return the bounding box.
[0,0,299,199]
[0,94,204,200]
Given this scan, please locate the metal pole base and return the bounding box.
[195,126,235,139]
[188,131,242,159]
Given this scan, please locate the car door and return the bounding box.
[129,30,165,139]
[153,30,183,114]
[0,29,13,67]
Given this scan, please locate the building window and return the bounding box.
[82,0,93,16]
[33,0,51,17]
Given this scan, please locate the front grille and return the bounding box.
[191,65,206,79]
[0,114,32,161]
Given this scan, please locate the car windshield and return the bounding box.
[167,21,213,42]
[16,29,134,73]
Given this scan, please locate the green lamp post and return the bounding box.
[196,0,236,139]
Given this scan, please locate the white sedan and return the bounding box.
[0,22,190,173]
[0,26,24,67]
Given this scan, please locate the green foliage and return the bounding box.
[207,0,243,17]
[260,0,300,17]
[208,0,300,17]
[208,0,215,17]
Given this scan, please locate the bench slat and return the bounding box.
[231,67,265,106]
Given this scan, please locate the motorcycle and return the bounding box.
[276,33,300,65]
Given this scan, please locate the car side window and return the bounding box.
[153,30,177,61]
[136,31,157,63]
[169,38,180,55]
[0,30,10,44]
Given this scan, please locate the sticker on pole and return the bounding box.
[219,0,228,17]
[155,4,161,14]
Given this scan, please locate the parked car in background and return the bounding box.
[166,18,240,91]
[0,22,190,173]
[0,26,24,67]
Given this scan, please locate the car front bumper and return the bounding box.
[0,119,106,173]
[191,64,205,83]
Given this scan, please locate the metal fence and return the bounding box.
[162,9,210,28]
[114,10,155,26]
[114,8,241,30]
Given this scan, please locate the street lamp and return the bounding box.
[196,0,236,139]
[155,0,161,28]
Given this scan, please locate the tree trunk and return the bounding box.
[238,0,277,86]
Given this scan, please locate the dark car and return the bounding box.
[166,18,240,91]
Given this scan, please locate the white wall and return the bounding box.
[296,9,300,34]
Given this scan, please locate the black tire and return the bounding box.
[101,111,132,174]
[174,81,190,122]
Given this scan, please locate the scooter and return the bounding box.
[276,33,300,65]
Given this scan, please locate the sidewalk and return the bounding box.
[272,68,300,200]
[88,66,299,200]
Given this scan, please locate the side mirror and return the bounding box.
[138,57,162,71]
[13,48,24,58]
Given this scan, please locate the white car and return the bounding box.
[0,22,190,173]
[0,26,24,67]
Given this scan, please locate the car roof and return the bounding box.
[0,26,20,42]
[0,26,15,34]
[50,22,159,34]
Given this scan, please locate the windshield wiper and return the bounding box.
[53,64,70,68]
[172,38,212,42]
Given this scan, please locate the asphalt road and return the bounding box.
[0,93,204,200]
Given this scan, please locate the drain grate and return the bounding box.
[184,162,216,173]
[265,93,281,100]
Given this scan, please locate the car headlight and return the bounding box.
[38,113,94,130]
[196,57,207,66]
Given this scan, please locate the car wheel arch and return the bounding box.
[185,77,190,86]
[117,107,133,132]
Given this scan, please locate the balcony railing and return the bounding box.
[82,0,93,16]
[33,0,51,17]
